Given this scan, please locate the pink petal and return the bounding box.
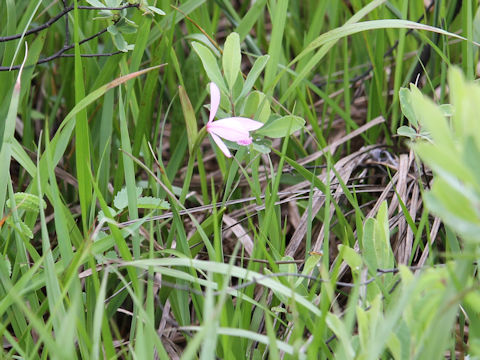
[224,117,264,131]
[208,120,251,142]
[209,82,220,124]
[210,132,232,157]
[207,117,263,142]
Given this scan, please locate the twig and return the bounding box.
[0,2,141,71]
[0,3,139,43]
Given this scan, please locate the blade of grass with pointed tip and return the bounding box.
[235,0,268,41]
[278,15,471,102]
[91,269,109,360]
[118,88,140,260]
[263,0,288,94]
[36,139,66,338]
[0,44,26,217]
[179,85,198,155]
[74,0,92,233]
[126,258,321,316]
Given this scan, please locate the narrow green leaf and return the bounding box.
[178,86,198,154]
[74,0,92,233]
[399,87,417,128]
[191,42,227,92]
[0,46,24,216]
[118,90,138,221]
[263,0,289,92]
[235,0,268,41]
[238,55,269,100]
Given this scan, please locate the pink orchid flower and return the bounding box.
[206,82,264,158]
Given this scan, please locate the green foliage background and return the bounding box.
[0,0,479,358]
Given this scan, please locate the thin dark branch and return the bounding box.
[0,3,142,71]
[0,27,121,71]
[0,52,124,71]
[0,3,139,43]
[61,51,123,58]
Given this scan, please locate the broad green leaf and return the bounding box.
[449,67,480,145]
[396,125,417,139]
[413,143,474,192]
[338,244,363,273]
[327,314,355,358]
[295,253,322,288]
[255,115,305,138]
[222,32,241,90]
[147,6,166,16]
[242,90,271,123]
[464,136,480,183]
[111,31,129,52]
[251,141,271,154]
[362,217,377,274]
[115,17,138,34]
[425,180,480,239]
[107,24,119,35]
[279,256,297,286]
[465,291,480,313]
[410,84,455,150]
[387,334,402,360]
[105,0,120,7]
[357,306,369,352]
[114,187,143,210]
[375,201,394,270]
[302,253,322,275]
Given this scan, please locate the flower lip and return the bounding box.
[206,82,264,158]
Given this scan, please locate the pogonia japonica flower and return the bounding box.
[206,82,264,158]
